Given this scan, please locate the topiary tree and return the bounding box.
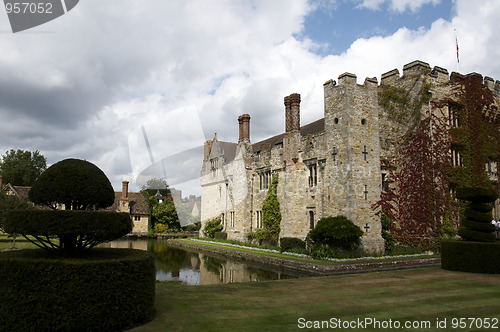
[4,158,132,257]
[456,187,497,242]
[28,158,115,210]
[307,216,363,251]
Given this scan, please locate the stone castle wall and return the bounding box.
[200,60,500,251]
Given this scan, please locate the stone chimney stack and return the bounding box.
[204,140,212,160]
[285,93,301,133]
[238,113,251,143]
[121,181,129,200]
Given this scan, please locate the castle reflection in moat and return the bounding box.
[103,239,296,285]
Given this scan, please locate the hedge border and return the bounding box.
[0,248,155,332]
[441,239,500,274]
[4,209,132,237]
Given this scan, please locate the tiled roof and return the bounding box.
[110,192,149,215]
[2,184,31,200]
[252,118,324,152]
[209,140,238,163]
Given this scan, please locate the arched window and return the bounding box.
[309,211,315,229]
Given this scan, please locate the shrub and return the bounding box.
[183,222,201,232]
[214,231,228,240]
[381,211,395,251]
[0,248,155,331]
[456,186,498,243]
[307,216,363,251]
[248,229,276,246]
[441,239,500,274]
[280,237,305,253]
[203,217,223,238]
[154,223,169,234]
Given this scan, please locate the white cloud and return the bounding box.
[357,0,441,12]
[0,0,499,198]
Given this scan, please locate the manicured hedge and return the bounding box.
[28,158,115,210]
[456,187,498,202]
[441,239,500,274]
[4,209,132,238]
[0,248,155,332]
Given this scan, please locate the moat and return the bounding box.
[103,238,300,285]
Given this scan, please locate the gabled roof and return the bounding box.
[109,192,149,215]
[252,118,324,152]
[209,140,238,163]
[2,184,31,200]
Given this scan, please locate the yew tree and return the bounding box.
[4,158,131,256]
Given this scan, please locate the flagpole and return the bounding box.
[454,29,459,72]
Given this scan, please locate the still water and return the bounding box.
[104,238,299,285]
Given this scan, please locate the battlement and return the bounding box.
[335,72,378,87]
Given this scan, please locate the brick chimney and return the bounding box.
[285,93,300,133]
[121,181,129,200]
[119,181,130,213]
[238,113,251,143]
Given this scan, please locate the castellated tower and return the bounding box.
[323,73,384,252]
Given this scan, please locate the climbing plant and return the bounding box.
[444,74,500,191]
[261,174,281,245]
[399,113,455,248]
[377,73,499,248]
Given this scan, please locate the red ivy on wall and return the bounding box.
[377,110,459,249]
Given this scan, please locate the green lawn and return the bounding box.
[131,267,500,332]
[0,233,39,250]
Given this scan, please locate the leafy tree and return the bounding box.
[141,177,170,197]
[261,174,281,245]
[152,199,181,233]
[0,149,46,186]
[4,159,131,257]
[143,191,180,233]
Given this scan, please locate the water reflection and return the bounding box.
[103,239,297,285]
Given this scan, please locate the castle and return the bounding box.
[200,60,500,252]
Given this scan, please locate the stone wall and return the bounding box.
[200,60,500,252]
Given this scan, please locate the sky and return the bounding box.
[0,0,499,198]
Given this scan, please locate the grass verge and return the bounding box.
[173,238,436,265]
[130,267,500,332]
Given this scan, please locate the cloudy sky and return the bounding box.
[0,0,499,197]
